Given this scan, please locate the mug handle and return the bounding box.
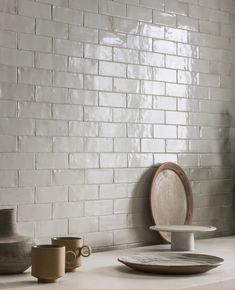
[79,245,92,257]
[66,250,77,265]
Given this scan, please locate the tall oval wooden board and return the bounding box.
[150,162,193,242]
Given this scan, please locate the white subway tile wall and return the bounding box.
[0,0,235,249]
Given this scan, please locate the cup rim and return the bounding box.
[52,237,82,241]
[33,244,65,249]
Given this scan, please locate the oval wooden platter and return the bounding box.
[150,162,193,242]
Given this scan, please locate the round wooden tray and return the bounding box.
[150,163,193,242]
[118,253,224,275]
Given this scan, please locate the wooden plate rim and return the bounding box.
[118,254,224,275]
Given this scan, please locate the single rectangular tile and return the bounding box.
[54,39,83,57]
[0,30,16,48]
[128,124,153,138]
[140,51,164,67]
[69,0,98,12]
[166,140,188,152]
[127,94,152,109]
[128,153,153,167]
[53,137,83,152]
[53,104,83,121]
[18,33,52,53]
[165,0,188,15]
[18,204,51,221]
[35,52,67,71]
[36,153,68,169]
[53,6,83,25]
[140,109,164,124]
[36,86,68,103]
[141,139,165,152]
[166,55,188,70]
[70,89,98,106]
[52,169,84,185]
[85,169,113,184]
[166,83,188,97]
[0,47,33,67]
[114,78,140,94]
[177,15,199,31]
[113,108,139,123]
[99,0,126,17]
[100,31,126,47]
[19,170,51,187]
[0,0,16,13]
[153,68,176,82]
[85,44,112,60]
[18,67,52,86]
[84,106,112,122]
[113,17,139,34]
[0,65,17,84]
[114,47,139,64]
[99,92,126,108]
[153,11,176,27]
[84,12,112,30]
[54,71,83,89]
[69,185,98,201]
[100,214,127,231]
[141,80,165,95]
[53,202,83,218]
[99,61,126,77]
[69,122,98,137]
[0,118,35,136]
[99,123,127,137]
[127,5,152,22]
[166,111,188,125]
[0,153,34,170]
[114,138,140,152]
[18,101,51,119]
[36,120,68,136]
[85,75,112,91]
[153,96,176,110]
[70,153,99,169]
[153,39,176,54]
[69,25,98,43]
[19,0,51,19]
[127,35,152,51]
[0,12,35,33]
[100,184,128,199]
[36,19,68,39]
[69,217,98,234]
[100,153,127,168]
[85,138,113,152]
[154,125,177,138]
[18,136,52,152]
[140,0,164,10]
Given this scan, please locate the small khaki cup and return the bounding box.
[51,237,91,272]
[31,245,65,283]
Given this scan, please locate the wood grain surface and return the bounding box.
[150,162,193,242]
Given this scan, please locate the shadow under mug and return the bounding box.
[51,237,91,272]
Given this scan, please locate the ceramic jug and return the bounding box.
[0,208,34,274]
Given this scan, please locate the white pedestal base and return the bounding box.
[171,232,195,251]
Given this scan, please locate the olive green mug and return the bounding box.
[51,237,91,272]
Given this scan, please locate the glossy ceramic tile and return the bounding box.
[0,0,235,249]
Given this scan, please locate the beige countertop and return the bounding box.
[1,236,235,289]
